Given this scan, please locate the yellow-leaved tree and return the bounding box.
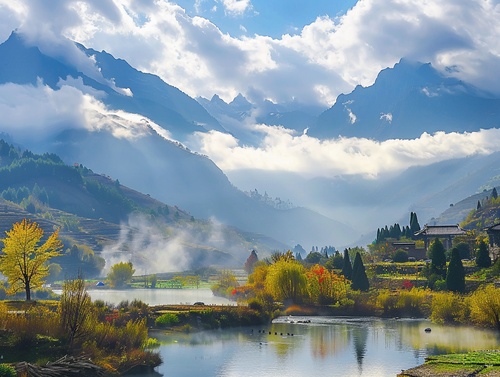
[0,219,63,300]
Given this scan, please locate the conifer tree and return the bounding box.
[351,252,369,291]
[341,249,353,280]
[493,187,498,200]
[477,200,482,210]
[446,248,465,293]
[409,212,421,237]
[429,238,447,279]
[476,240,491,268]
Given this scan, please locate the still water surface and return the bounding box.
[83,290,500,377]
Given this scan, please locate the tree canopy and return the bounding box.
[351,252,369,291]
[476,240,491,268]
[0,219,63,300]
[429,238,447,279]
[446,248,465,293]
[107,262,135,288]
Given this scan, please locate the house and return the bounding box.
[485,223,500,260]
[391,242,427,260]
[414,224,466,250]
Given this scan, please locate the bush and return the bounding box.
[430,292,467,324]
[393,249,409,263]
[155,313,179,328]
[0,364,16,377]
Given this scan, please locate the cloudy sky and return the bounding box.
[1,0,500,179]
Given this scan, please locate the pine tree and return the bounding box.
[492,187,498,199]
[351,252,369,291]
[341,249,353,280]
[429,238,447,279]
[476,240,491,268]
[446,248,465,293]
[477,200,482,210]
[409,212,421,237]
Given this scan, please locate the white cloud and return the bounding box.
[221,0,253,16]
[0,81,168,144]
[189,126,500,178]
[380,113,392,123]
[2,0,498,108]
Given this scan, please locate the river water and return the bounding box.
[81,289,500,377]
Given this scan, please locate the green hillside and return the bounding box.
[0,140,284,278]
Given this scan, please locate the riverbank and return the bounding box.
[398,351,500,376]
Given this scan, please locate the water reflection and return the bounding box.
[143,317,500,377]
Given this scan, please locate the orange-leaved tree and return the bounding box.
[0,219,63,300]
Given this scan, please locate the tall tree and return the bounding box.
[429,238,447,279]
[476,240,492,268]
[107,261,135,288]
[351,252,369,291]
[265,260,307,303]
[244,249,259,274]
[0,219,62,300]
[446,248,465,293]
[341,249,353,280]
[492,187,498,200]
[409,212,421,237]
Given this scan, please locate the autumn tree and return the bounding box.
[107,261,135,288]
[0,219,62,300]
[265,259,307,303]
[446,248,465,293]
[306,264,349,305]
[468,285,500,331]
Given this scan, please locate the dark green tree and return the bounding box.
[493,187,498,200]
[341,249,353,280]
[351,252,369,291]
[429,238,447,279]
[446,248,465,293]
[477,200,482,210]
[409,212,421,236]
[393,249,409,263]
[476,240,491,268]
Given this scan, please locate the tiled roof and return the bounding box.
[486,223,500,232]
[414,225,466,237]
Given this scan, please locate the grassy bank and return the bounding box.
[398,350,500,376]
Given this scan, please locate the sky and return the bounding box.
[1,0,500,180]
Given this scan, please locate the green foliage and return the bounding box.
[430,291,467,324]
[351,252,369,291]
[446,248,465,293]
[476,240,491,268]
[341,249,353,280]
[0,364,16,377]
[211,270,238,297]
[429,238,447,279]
[376,288,431,317]
[393,249,409,263]
[107,262,135,288]
[155,313,179,327]
[265,260,307,303]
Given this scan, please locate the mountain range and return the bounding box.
[2,29,500,260]
[0,31,356,250]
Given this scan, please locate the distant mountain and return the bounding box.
[0,31,357,248]
[308,59,500,140]
[0,31,224,140]
[197,93,323,143]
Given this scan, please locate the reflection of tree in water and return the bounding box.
[352,325,368,372]
[310,325,349,359]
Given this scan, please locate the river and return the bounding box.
[82,289,500,377]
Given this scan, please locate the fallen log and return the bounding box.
[15,355,105,377]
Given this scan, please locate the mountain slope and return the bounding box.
[0,31,224,140]
[308,59,500,141]
[0,32,357,248]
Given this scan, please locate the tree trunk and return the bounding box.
[25,283,31,301]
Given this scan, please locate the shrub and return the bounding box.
[155,313,179,328]
[0,364,16,377]
[393,249,409,263]
[430,292,466,324]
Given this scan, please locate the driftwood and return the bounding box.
[15,355,105,377]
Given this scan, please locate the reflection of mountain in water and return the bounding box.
[352,325,369,372]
